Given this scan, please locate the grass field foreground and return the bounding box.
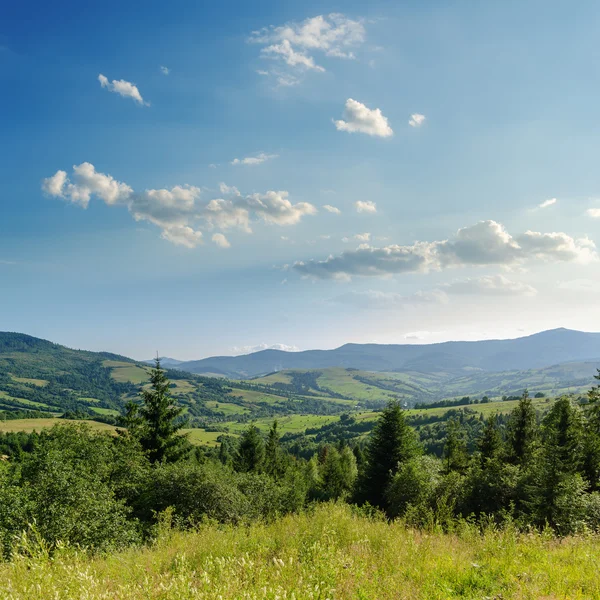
[1,503,599,599]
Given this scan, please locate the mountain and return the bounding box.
[142,357,184,368]
[177,329,600,379]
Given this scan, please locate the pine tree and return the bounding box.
[584,369,600,490]
[529,397,587,532]
[127,358,188,464]
[264,420,282,477]
[359,400,420,509]
[478,414,503,464]
[443,417,468,474]
[506,390,537,465]
[234,424,265,473]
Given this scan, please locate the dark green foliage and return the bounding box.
[358,400,420,509]
[264,420,283,477]
[234,424,265,473]
[506,391,538,466]
[127,359,189,464]
[0,425,142,557]
[443,418,469,474]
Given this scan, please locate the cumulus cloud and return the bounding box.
[538,198,557,209]
[43,163,317,249]
[293,220,597,280]
[212,233,231,248]
[323,204,341,214]
[587,208,600,218]
[98,74,148,105]
[160,66,170,75]
[42,162,132,208]
[231,152,278,166]
[334,99,393,137]
[354,232,371,242]
[442,275,537,297]
[250,13,365,82]
[408,113,426,127]
[161,226,203,248]
[355,200,377,214]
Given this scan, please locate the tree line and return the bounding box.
[1,360,599,559]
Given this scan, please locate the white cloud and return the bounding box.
[323,204,341,214]
[257,69,270,76]
[42,162,132,208]
[161,226,203,248]
[442,275,537,297]
[43,163,317,248]
[160,66,170,75]
[232,343,300,355]
[538,198,557,209]
[212,233,231,248]
[98,74,148,106]
[334,99,393,137]
[231,152,278,166]
[408,113,426,128]
[250,13,365,82]
[354,232,371,242]
[586,208,600,218]
[355,200,377,214]
[246,191,317,225]
[293,220,597,280]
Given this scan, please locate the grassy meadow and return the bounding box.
[2,503,599,599]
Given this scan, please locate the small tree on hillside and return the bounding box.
[264,420,282,478]
[235,424,265,473]
[359,400,420,509]
[125,358,188,464]
[443,417,469,474]
[506,390,537,466]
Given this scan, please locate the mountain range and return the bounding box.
[174,328,600,379]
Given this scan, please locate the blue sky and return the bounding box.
[1,0,599,359]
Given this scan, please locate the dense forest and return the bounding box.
[1,360,600,561]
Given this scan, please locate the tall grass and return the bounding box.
[2,503,599,599]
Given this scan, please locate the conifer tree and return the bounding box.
[234,424,265,473]
[443,417,468,473]
[264,420,282,477]
[478,413,503,464]
[506,390,537,465]
[583,369,600,490]
[127,358,188,464]
[359,400,420,509]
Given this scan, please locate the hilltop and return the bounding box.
[176,328,600,378]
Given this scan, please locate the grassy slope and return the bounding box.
[2,504,599,599]
[0,418,115,434]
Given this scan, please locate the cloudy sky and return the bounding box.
[1,0,600,359]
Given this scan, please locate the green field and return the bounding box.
[105,361,150,384]
[3,503,599,600]
[204,401,249,415]
[10,376,48,387]
[0,418,116,434]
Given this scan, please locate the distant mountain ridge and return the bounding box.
[176,328,600,379]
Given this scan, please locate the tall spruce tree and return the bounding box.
[583,369,600,490]
[133,358,188,464]
[359,400,420,509]
[443,417,469,474]
[506,390,537,466]
[264,420,282,477]
[478,413,503,464]
[234,424,265,473]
